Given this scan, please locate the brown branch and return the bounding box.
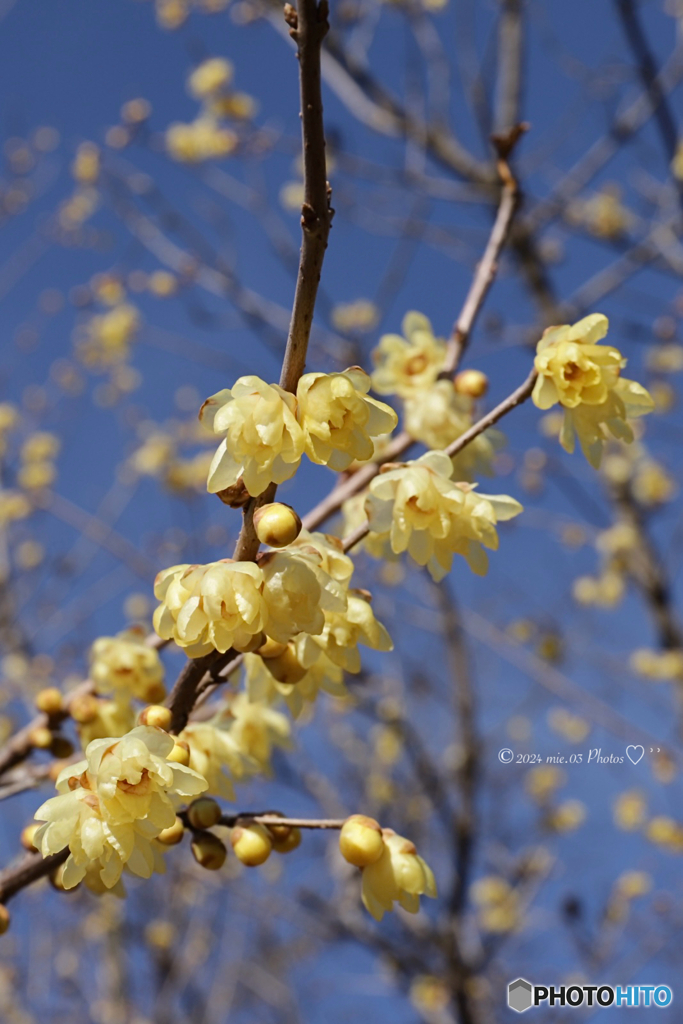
[218,812,344,830]
[233,0,332,565]
[0,849,68,904]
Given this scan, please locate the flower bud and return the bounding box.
[69,693,100,724]
[339,814,384,867]
[140,680,167,705]
[254,503,302,548]
[49,735,74,759]
[191,832,227,870]
[271,826,301,854]
[0,905,10,934]
[262,644,307,685]
[187,797,222,830]
[454,369,489,398]
[28,726,53,750]
[20,823,39,851]
[167,740,191,766]
[231,823,273,866]
[157,817,185,846]
[34,688,64,716]
[138,705,173,731]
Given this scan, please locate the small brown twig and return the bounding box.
[0,849,68,905]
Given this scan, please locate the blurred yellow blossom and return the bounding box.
[89,629,166,703]
[166,118,237,162]
[403,380,500,479]
[180,720,249,799]
[331,299,380,334]
[187,58,234,99]
[228,691,291,772]
[371,311,446,397]
[613,790,647,830]
[630,648,683,681]
[525,764,565,802]
[548,799,586,832]
[548,709,590,743]
[21,431,60,463]
[471,875,520,933]
[72,142,100,184]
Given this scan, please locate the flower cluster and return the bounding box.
[200,368,397,497]
[339,815,436,921]
[364,450,522,580]
[532,314,654,467]
[34,726,207,890]
[166,56,255,163]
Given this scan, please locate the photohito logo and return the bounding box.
[507,979,673,1012]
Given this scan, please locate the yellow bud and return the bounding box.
[254,503,302,548]
[20,823,39,851]
[231,823,273,866]
[187,797,222,830]
[454,369,489,398]
[138,705,173,730]
[191,832,227,871]
[271,826,301,854]
[49,736,74,759]
[262,644,307,685]
[69,693,99,724]
[28,726,53,750]
[34,687,64,716]
[0,905,10,934]
[157,817,185,846]
[141,680,167,705]
[339,814,384,867]
[256,637,288,659]
[167,740,191,766]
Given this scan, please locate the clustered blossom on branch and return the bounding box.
[531,314,654,467]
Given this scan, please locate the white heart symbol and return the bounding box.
[626,745,644,765]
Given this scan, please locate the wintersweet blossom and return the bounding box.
[403,380,501,479]
[34,726,207,889]
[260,550,345,644]
[200,376,304,496]
[180,720,251,800]
[296,591,393,673]
[89,628,165,702]
[371,312,447,397]
[360,829,437,921]
[153,559,267,656]
[227,691,291,772]
[296,368,398,471]
[245,650,348,718]
[187,57,233,99]
[532,314,654,467]
[365,450,522,580]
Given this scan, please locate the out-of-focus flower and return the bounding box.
[525,764,565,803]
[471,875,520,933]
[371,312,446,397]
[180,720,250,799]
[77,304,140,368]
[548,709,590,743]
[566,185,632,239]
[227,691,291,772]
[187,58,234,99]
[365,450,522,581]
[296,590,392,673]
[34,726,206,889]
[200,377,304,496]
[616,870,652,899]
[166,118,237,163]
[403,380,500,479]
[89,628,165,703]
[156,0,189,30]
[21,432,60,463]
[646,816,683,852]
[547,799,586,832]
[153,560,267,656]
[0,490,32,525]
[360,829,436,921]
[245,649,347,718]
[331,299,380,334]
[532,314,654,468]
[630,648,683,682]
[75,698,136,749]
[72,142,100,184]
[572,571,625,608]
[296,368,397,472]
[613,790,647,831]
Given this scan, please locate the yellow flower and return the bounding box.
[613,790,647,831]
[403,380,500,479]
[471,875,520,933]
[260,550,344,645]
[200,376,304,496]
[288,529,355,585]
[371,312,446,397]
[180,720,250,800]
[296,367,397,471]
[187,58,234,100]
[78,304,140,367]
[21,431,60,463]
[296,590,392,673]
[360,829,436,921]
[89,629,165,702]
[342,493,395,560]
[331,299,379,334]
[153,559,267,656]
[34,726,206,889]
[228,691,291,772]
[365,450,522,581]
[245,650,347,718]
[77,698,136,749]
[532,314,654,467]
[166,118,237,163]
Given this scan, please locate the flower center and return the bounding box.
[117,768,152,795]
